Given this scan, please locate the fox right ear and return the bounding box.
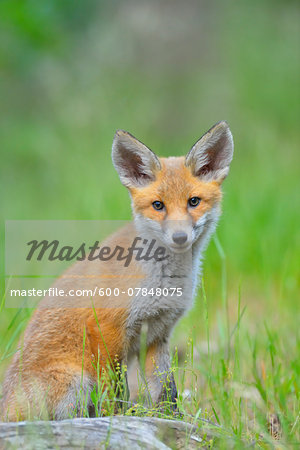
[112,130,161,188]
[185,121,234,183]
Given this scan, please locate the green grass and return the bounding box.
[0,0,299,447]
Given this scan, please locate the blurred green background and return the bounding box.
[0,0,299,408]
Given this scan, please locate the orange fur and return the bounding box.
[1,225,142,420]
[130,157,222,222]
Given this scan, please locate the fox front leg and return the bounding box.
[142,341,177,410]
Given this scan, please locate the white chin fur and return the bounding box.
[167,243,193,253]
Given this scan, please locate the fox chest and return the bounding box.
[125,254,197,352]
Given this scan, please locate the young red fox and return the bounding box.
[1,121,233,420]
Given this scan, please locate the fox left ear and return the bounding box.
[112,130,161,188]
[185,121,234,183]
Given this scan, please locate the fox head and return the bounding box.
[112,121,233,253]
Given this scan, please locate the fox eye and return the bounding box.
[152,200,164,211]
[188,197,201,207]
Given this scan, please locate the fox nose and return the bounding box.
[172,231,188,245]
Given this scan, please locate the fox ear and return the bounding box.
[112,130,161,188]
[185,121,234,183]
